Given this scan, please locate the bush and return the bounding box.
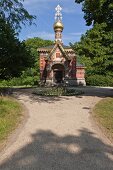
[86,75,113,86]
[0,76,39,87]
[33,87,84,96]
[0,67,40,87]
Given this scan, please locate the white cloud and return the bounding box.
[23,0,82,15]
[27,31,54,40]
[24,0,46,5]
[63,33,82,42]
[24,0,68,6]
[69,32,84,36]
[26,31,83,44]
[63,8,76,14]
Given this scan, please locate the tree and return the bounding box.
[0,0,35,31]
[71,23,113,76]
[74,0,113,80]
[24,37,54,72]
[75,0,113,29]
[0,0,36,79]
[12,37,54,85]
[0,16,34,79]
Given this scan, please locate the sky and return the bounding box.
[19,0,89,45]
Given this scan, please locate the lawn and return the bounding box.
[0,97,23,148]
[93,97,113,140]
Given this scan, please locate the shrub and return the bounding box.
[0,76,39,87]
[86,75,113,86]
[33,87,84,96]
[0,67,40,87]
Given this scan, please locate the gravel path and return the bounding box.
[0,87,113,170]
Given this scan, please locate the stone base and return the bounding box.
[64,78,86,86]
[45,79,53,86]
[76,78,86,86]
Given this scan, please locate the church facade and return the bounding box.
[38,5,86,86]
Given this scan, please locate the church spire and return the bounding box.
[53,5,64,43]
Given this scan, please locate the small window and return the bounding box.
[56,53,60,58]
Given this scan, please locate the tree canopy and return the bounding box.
[0,0,36,80]
[0,0,35,30]
[10,37,54,85]
[0,16,34,79]
[75,0,113,29]
[24,37,54,72]
[71,23,113,76]
[25,37,54,58]
[74,0,113,83]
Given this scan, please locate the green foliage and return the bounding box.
[24,37,53,74]
[71,23,113,77]
[74,1,113,87]
[0,0,35,30]
[0,0,35,80]
[24,37,54,71]
[86,75,113,86]
[21,68,40,85]
[25,37,54,50]
[0,16,35,79]
[0,73,40,87]
[0,67,40,87]
[33,87,83,96]
[75,0,113,29]
[0,36,54,86]
[23,37,54,85]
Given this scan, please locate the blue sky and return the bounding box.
[19,0,89,45]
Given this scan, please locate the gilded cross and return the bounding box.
[55,5,62,21]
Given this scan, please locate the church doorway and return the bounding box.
[54,70,63,83]
[52,64,65,83]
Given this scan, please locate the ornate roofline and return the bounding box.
[37,45,74,53]
[47,42,70,60]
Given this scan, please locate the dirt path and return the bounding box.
[0,87,113,170]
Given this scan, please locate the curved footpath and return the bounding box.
[0,87,113,170]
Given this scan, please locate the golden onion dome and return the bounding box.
[53,21,64,31]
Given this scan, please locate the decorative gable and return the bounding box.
[48,42,70,61]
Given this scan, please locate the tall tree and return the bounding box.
[0,16,34,79]
[71,23,113,76]
[75,0,113,29]
[74,0,113,81]
[25,37,54,60]
[0,0,36,79]
[24,37,54,73]
[0,0,35,30]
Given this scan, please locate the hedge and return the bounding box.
[0,76,39,87]
[86,75,113,86]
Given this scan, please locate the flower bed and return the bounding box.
[33,87,83,96]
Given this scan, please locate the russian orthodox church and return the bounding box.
[38,5,86,86]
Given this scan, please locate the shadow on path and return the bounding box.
[13,88,71,104]
[12,86,113,104]
[0,128,113,170]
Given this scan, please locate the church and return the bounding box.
[38,5,86,86]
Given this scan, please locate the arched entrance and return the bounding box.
[52,64,65,83]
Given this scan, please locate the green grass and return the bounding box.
[93,98,113,139]
[0,97,23,144]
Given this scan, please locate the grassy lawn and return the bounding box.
[0,97,23,148]
[93,97,113,140]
